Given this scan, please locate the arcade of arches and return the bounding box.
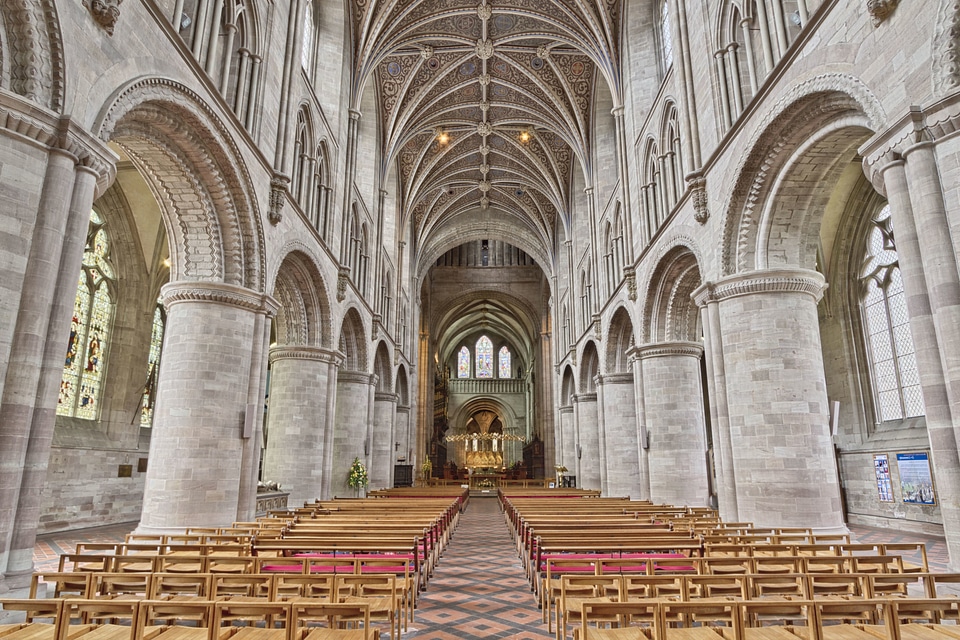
[1,0,960,592]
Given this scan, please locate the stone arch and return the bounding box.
[642,244,703,343]
[373,341,393,393]
[96,77,265,291]
[0,0,64,110]
[720,74,885,276]
[396,364,410,407]
[605,305,636,374]
[561,366,576,405]
[579,341,600,393]
[271,248,332,349]
[338,306,368,371]
[449,397,519,436]
[933,0,960,97]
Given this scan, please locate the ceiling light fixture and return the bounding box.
[519,129,532,143]
[437,130,449,145]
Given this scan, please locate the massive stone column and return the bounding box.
[701,269,845,531]
[0,134,112,589]
[138,282,274,532]
[639,343,710,507]
[370,391,399,490]
[262,346,342,506]
[693,287,739,519]
[880,154,960,569]
[597,373,642,499]
[627,349,651,500]
[573,393,601,490]
[332,371,375,497]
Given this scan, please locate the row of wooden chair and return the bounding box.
[0,597,378,640]
[547,571,960,639]
[35,568,412,636]
[572,597,960,640]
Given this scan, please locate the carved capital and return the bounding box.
[85,0,122,35]
[269,174,289,225]
[692,268,826,307]
[161,281,276,314]
[269,345,344,366]
[636,341,704,360]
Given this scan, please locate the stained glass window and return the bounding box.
[58,210,115,420]
[499,346,511,378]
[860,204,924,422]
[476,336,493,378]
[140,304,165,427]
[457,346,470,378]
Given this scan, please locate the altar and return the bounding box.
[469,473,504,489]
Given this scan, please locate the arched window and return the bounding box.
[457,346,470,378]
[58,210,115,420]
[642,139,661,241]
[476,336,493,378]
[313,142,329,236]
[140,304,165,427]
[499,346,511,378]
[860,204,925,422]
[660,0,674,72]
[301,0,314,71]
[663,103,683,208]
[292,110,310,205]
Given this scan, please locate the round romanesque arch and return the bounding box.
[271,248,333,349]
[579,340,600,393]
[642,244,703,344]
[373,341,393,393]
[719,74,884,276]
[605,305,636,374]
[338,306,368,372]
[96,77,265,291]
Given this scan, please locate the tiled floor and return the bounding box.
[31,503,955,638]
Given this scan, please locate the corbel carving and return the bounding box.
[336,266,350,302]
[85,0,122,35]
[624,267,637,301]
[688,171,709,224]
[269,174,289,225]
[867,0,898,25]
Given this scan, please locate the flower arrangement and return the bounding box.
[420,458,433,478]
[348,456,368,489]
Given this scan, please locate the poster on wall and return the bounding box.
[897,452,936,505]
[873,454,893,502]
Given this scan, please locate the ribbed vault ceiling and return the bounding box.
[352,0,622,262]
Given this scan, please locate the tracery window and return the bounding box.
[860,204,925,422]
[476,336,493,378]
[457,346,470,378]
[499,346,511,379]
[140,304,165,427]
[58,210,115,420]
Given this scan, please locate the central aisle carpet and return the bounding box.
[407,495,553,639]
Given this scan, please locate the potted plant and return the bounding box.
[348,456,368,497]
[420,458,433,484]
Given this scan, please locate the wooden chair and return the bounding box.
[149,573,213,600]
[748,574,806,599]
[576,600,659,640]
[0,598,70,640]
[273,575,336,602]
[805,573,867,599]
[656,600,740,640]
[211,600,290,637]
[205,557,256,575]
[334,575,397,640]
[134,599,216,640]
[63,598,142,632]
[556,575,623,640]
[354,557,416,631]
[290,602,377,640]
[686,575,748,600]
[93,572,153,601]
[736,599,818,640]
[210,574,274,601]
[28,572,93,600]
[544,558,600,631]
